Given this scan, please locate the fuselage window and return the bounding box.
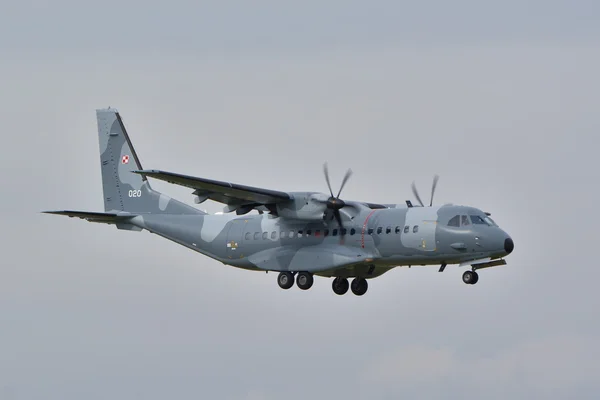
[448,215,460,227]
[280,231,286,239]
[262,232,268,240]
[324,229,329,236]
[342,228,347,236]
[350,228,356,235]
[289,230,295,238]
[306,229,312,236]
[332,229,338,236]
[395,226,401,233]
[377,227,383,234]
[404,225,409,233]
[245,232,251,240]
[271,231,277,240]
[413,225,419,233]
[461,215,470,226]
[315,230,321,237]
[386,226,391,234]
[368,228,374,235]
[298,230,303,237]
[254,232,260,240]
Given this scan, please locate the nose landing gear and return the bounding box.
[462,270,479,285]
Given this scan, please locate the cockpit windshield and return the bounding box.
[469,215,499,227]
[470,215,487,225]
[447,212,499,228]
[484,216,498,226]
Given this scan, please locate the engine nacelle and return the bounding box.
[275,193,328,221]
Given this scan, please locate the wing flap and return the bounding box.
[133,169,291,206]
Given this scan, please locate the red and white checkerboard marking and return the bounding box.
[122,155,129,164]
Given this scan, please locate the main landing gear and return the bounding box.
[332,277,349,295]
[296,272,314,290]
[332,277,367,296]
[277,271,314,290]
[277,272,368,295]
[277,272,295,289]
[462,270,479,285]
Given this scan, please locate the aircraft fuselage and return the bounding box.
[128,203,513,279]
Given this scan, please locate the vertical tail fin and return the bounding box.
[96,108,202,215]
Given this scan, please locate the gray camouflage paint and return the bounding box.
[48,108,514,282]
[96,109,202,216]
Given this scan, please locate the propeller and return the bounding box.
[411,174,440,207]
[322,163,353,242]
[429,174,439,207]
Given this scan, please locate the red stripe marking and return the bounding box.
[361,210,378,248]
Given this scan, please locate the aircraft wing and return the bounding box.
[134,169,291,207]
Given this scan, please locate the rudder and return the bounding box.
[96,108,202,215]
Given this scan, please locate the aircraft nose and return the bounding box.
[504,237,514,255]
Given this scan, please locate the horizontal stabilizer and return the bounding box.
[42,210,134,224]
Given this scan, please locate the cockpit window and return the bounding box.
[484,216,498,226]
[461,215,470,226]
[470,215,488,225]
[448,215,460,227]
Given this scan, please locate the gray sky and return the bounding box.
[1,1,599,399]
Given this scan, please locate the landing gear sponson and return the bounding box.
[277,272,368,295]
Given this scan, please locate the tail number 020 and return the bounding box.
[128,190,142,198]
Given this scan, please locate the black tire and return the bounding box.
[462,270,478,285]
[296,272,314,290]
[278,272,294,289]
[332,277,349,295]
[351,278,368,296]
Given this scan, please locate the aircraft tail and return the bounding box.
[96,108,202,215]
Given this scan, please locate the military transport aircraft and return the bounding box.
[44,108,514,296]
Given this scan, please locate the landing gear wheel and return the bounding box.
[277,272,294,289]
[296,272,314,290]
[350,278,368,296]
[462,270,479,285]
[332,277,349,295]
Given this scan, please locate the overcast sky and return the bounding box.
[1,1,599,399]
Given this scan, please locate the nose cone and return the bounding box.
[504,237,514,255]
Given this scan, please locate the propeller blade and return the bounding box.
[429,174,439,207]
[336,168,353,198]
[411,181,424,207]
[323,163,334,198]
[333,210,345,243]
